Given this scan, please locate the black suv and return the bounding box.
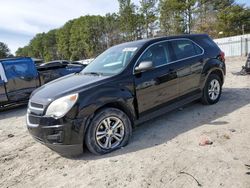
[27,34,226,155]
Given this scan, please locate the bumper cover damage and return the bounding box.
[27,114,86,156]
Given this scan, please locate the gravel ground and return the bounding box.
[0,57,250,188]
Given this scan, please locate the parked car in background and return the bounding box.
[38,60,86,83]
[27,34,226,155]
[39,60,84,68]
[77,58,94,65]
[0,57,85,108]
[32,58,44,66]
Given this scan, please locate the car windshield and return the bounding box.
[82,44,140,76]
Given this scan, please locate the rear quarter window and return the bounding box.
[170,39,203,61]
[197,36,220,51]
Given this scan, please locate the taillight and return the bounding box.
[220,51,225,62]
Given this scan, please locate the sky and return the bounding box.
[0,0,249,54]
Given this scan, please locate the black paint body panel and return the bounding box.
[27,34,226,155]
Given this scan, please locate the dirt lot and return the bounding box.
[0,57,250,188]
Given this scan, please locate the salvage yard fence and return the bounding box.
[214,34,250,57]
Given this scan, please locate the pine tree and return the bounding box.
[0,42,11,59]
[140,0,158,38]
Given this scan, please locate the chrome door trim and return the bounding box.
[133,38,205,75]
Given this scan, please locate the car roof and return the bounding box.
[47,60,70,63]
[0,57,32,62]
[116,33,209,47]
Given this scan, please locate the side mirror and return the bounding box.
[135,61,153,73]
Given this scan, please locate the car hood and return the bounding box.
[30,73,110,105]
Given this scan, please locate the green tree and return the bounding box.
[0,42,11,59]
[193,0,218,37]
[85,15,106,56]
[56,21,73,59]
[134,13,145,39]
[211,0,235,11]
[14,0,250,62]
[159,0,250,37]
[159,0,185,35]
[29,33,45,58]
[69,17,89,60]
[140,0,158,37]
[103,13,122,48]
[43,29,58,61]
[118,0,138,40]
[160,0,197,35]
[16,46,30,57]
[193,0,237,37]
[216,4,250,37]
[69,15,106,60]
[183,0,197,34]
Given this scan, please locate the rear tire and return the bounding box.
[201,74,222,105]
[85,108,132,155]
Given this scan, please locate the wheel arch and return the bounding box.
[93,100,136,127]
[78,98,136,141]
[210,69,224,83]
[201,68,224,89]
[201,57,225,89]
[84,103,133,154]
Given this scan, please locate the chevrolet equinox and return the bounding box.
[27,34,226,155]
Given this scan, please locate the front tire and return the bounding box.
[85,108,132,155]
[201,74,222,105]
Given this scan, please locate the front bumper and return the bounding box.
[33,135,83,156]
[27,113,86,156]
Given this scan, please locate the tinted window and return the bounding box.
[170,39,203,61]
[3,60,37,79]
[138,42,170,67]
[200,37,220,50]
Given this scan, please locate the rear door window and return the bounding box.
[170,39,203,61]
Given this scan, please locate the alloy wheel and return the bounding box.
[208,79,220,100]
[95,116,125,149]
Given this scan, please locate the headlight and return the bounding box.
[45,93,78,118]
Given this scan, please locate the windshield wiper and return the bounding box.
[83,72,103,76]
